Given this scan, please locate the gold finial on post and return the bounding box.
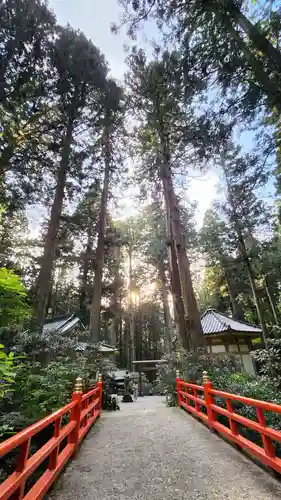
[203,371,209,384]
[176,369,180,379]
[74,376,83,393]
[98,373,102,383]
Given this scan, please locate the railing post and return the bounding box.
[69,376,83,450]
[194,388,200,415]
[11,438,30,499]
[176,369,181,407]
[226,399,238,437]
[203,371,215,430]
[97,373,103,415]
[49,416,62,470]
[256,407,275,458]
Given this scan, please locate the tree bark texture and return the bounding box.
[161,160,205,349]
[128,244,135,370]
[222,14,281,113]
[34,116,74,330]
[165,211,190,349]
[109,244,121,346]
[220,255,244,320]
[89,128,111,342]
[158,258,173,353]
[224,272,244,321]
[264,275,279,326]
[231,4,281,72]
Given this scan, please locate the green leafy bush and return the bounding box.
[0,357,97,429]
[0,268,31,327]
[251,338,281,386]
[0,329,115,434]
[0,330,115,481]
[0,344,19,399]
[157,349,240,406]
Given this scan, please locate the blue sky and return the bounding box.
[48,0,154,80]
[49,0,125,78]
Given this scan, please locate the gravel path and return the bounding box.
[48,396,281,500]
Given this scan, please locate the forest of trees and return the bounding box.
[2,0,281,436]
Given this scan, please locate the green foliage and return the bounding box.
[157,349,241,405]
[213,371,280,405]
[1,357,96,428]
[0,0,57,209]
[213,370,281,454]
[0,344,19,399]
[0,330,113,481]
[199,138,278,325]
[0,268,31,327]
[251,337,281,386]
[198,264,230,313]
[120,0,281,114]
[199,205,259,321]
[0,328,114,436]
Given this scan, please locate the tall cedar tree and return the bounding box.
[107,226,123,347]
[135,200,173,352]
[200,209,245,320]
[0,0,56,211]
[47,181,101,320]
[34,27,108,329]
[89,80,124,342]
[118,0,281,113]
[126,49,205,349]
[220,146,270,342]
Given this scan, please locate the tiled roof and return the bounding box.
[75,341,117,353]
[113,370,128,380]
[201,309,261,335]
[43,314,84,334]
[97,342,118,353]
[60,317,82,333]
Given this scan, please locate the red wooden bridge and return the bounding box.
[1,372,281,499]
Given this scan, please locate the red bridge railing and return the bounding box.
[176,370,281,474]
[0,375,102,500]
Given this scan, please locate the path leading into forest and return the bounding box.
[48,396,281,500]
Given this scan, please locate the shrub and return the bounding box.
[0,268,31,327]
[0,331,115,481]
[251,338,281,386]
[157,349,240,405]
[0,344,20,400]
[0,329,115,434]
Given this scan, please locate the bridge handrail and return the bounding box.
[210,387,281,414]
[0,375,102,500]
[176,372,281,475]
[0,401,76,457]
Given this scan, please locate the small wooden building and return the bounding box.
[74,341,118,362]
[44,314,117,360]
[43,313,85,336]
[201,309,261,375]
